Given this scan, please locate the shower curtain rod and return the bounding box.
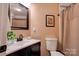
[66,3,76,8]
[61,3,76,12]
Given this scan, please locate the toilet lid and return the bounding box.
[50,51,64,56]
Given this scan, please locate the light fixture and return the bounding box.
[15,8,21,12]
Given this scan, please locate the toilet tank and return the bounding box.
[45,37,57,51]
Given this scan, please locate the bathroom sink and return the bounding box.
[16,40,30,46]
[7,40,30,49]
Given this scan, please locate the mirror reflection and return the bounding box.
[9,3,29,30]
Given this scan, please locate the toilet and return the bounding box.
[45,37,64,56]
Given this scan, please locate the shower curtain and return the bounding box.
[61,4,79,56]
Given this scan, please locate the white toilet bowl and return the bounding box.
[45,37,64,56]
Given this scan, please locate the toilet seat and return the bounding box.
[50,51,64,56]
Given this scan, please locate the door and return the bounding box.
[0,3,9,56]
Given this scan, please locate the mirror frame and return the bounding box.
[8,3,29,30]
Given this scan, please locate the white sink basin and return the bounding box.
[16,40,30,46]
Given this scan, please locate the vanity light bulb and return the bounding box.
[15,8,21,12]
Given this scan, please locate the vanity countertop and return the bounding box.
[6,39,40,55]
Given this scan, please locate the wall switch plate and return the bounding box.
[33,28,36,32]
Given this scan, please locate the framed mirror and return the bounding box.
[9,3,29,30]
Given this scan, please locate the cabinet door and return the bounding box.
[31,42,40,56]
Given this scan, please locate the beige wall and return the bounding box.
[30,3,59,56]
[12,30,30,38]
